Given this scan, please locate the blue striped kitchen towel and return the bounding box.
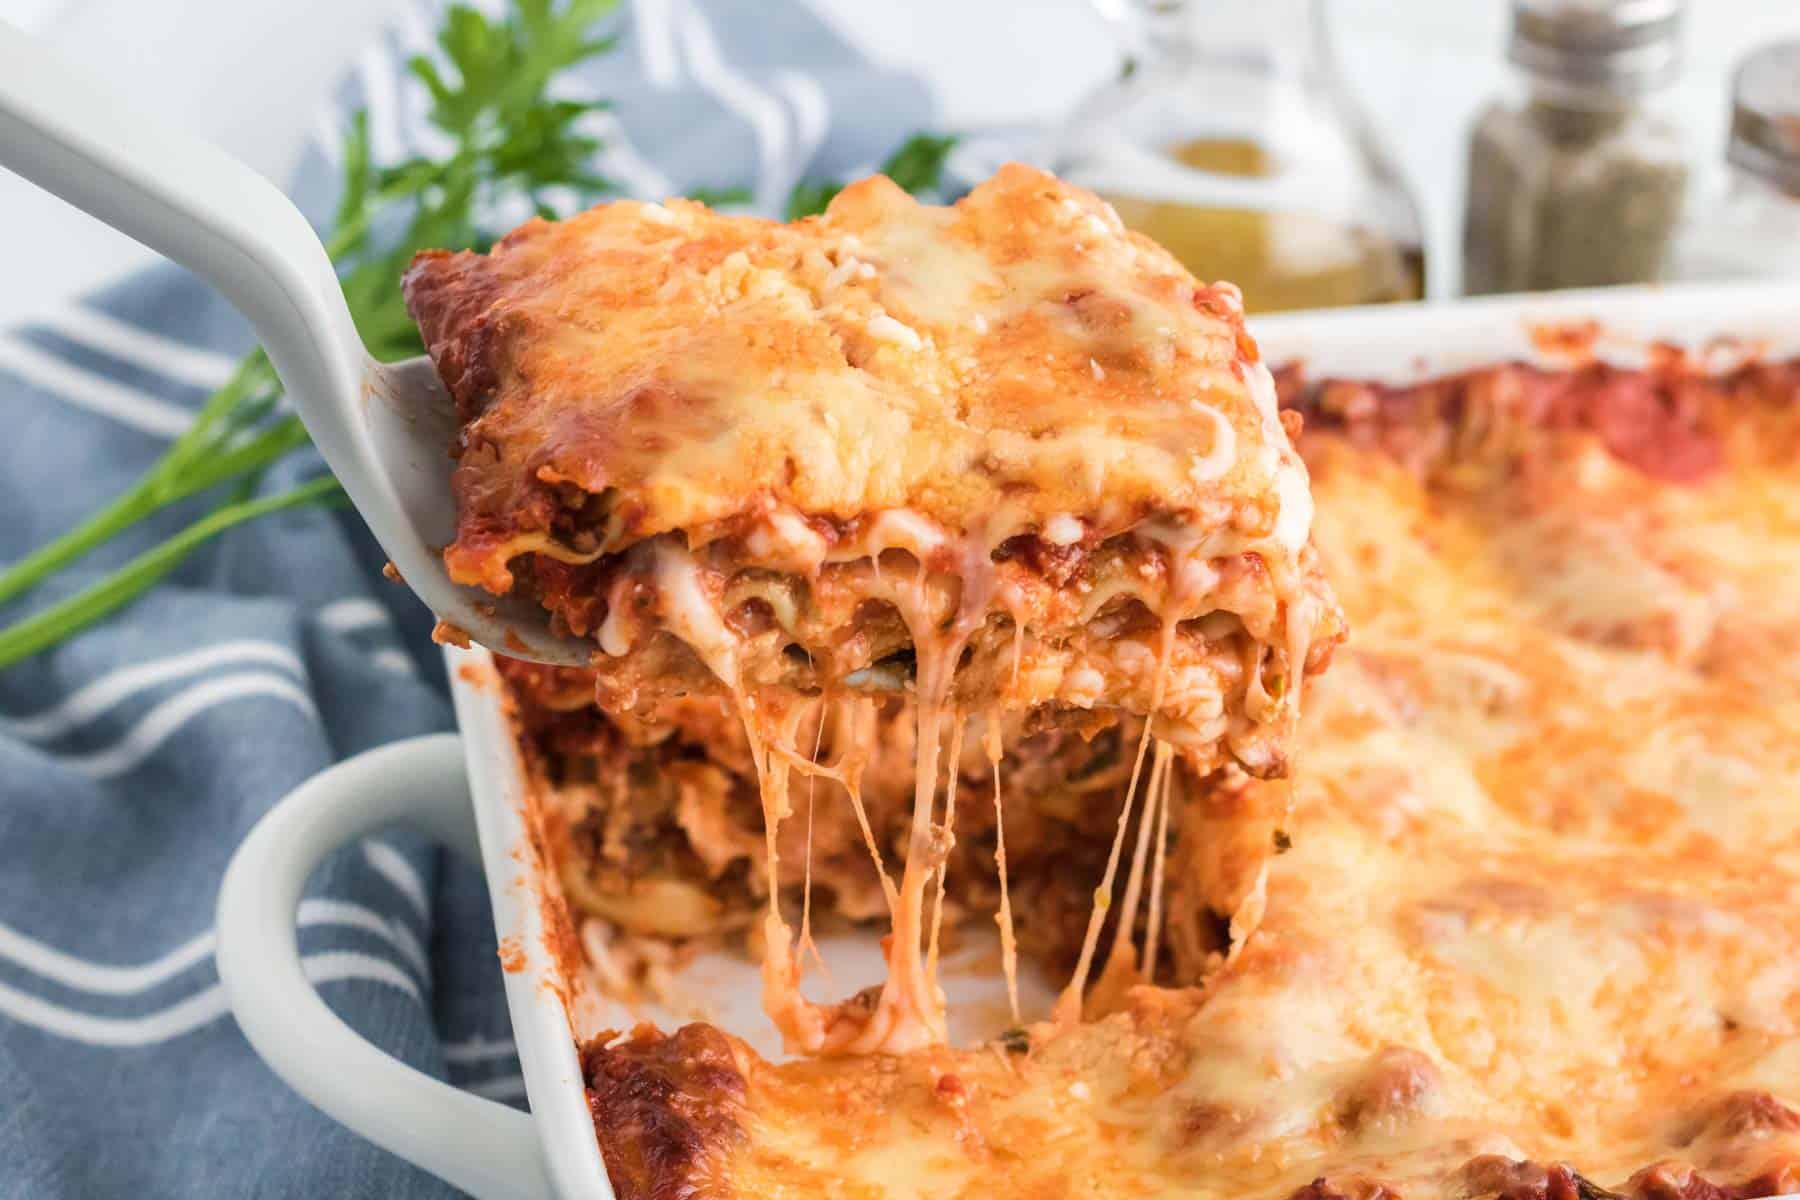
[0,3,930,1195]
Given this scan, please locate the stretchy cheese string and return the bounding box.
[1142,748,1176,986]
[739,716,780,905]
[638,538,838,1045]
[861,534,997,1051]
[1055,618,1177,1027]
[758,693,928,1054]
[796,701,830,981]
[881,599,954,1050]
[841,762,900,915]
[926,708,966,982]
[766,702,896,914]
[744,701,829,1052]
[1102,738,1172,985]
[1054,720,1156,1025]
[782,548,983,1054]
[985,710,1021,1025]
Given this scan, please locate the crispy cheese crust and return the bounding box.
[574,354,1800,1199]
[405,165,1343,772]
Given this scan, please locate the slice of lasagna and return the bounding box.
[407,166,1343,1052]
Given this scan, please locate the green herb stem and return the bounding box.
[0,361,292,606]
[0,476,345,669]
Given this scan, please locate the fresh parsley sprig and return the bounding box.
[0,0,956,669]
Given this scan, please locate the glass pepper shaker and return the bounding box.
[1669,41,1800,283]
[1462,0,1690,296]
[1057,0,1427,313]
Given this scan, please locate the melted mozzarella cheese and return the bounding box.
[651,539,739,681]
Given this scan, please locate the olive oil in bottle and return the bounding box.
[1060,0,1427,313]
[1100,137,1425,313]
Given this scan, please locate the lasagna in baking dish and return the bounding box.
[517,351,1800,1199]
[408,167,1800,1198]
[406,165,1343,1053]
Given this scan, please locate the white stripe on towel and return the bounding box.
[464,1073,528,1101]
[672,0,792,213]
[4,641,305,742]
[444,1034,519,1064]
[773,70,830,175]
[581,109,677,200]
[363,841,431,923]
[371,648,418,676]
[37,305,237,390]
[0,952,418,1047]
[631,0,683,88]
[0,337,192,438]
[62,673,318,780]
[0,900,426,996]
[311,110,344,167]
[317,597,392,634]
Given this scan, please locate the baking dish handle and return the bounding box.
[216,733,555,1200]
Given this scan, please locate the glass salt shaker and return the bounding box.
[1669,41,1800,283]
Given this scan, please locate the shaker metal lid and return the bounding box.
[1727,41,1800,196]
[1509,0,1684,93]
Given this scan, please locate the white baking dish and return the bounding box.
[215,281,1800,1200]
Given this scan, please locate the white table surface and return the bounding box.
[0,0,1793,328]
